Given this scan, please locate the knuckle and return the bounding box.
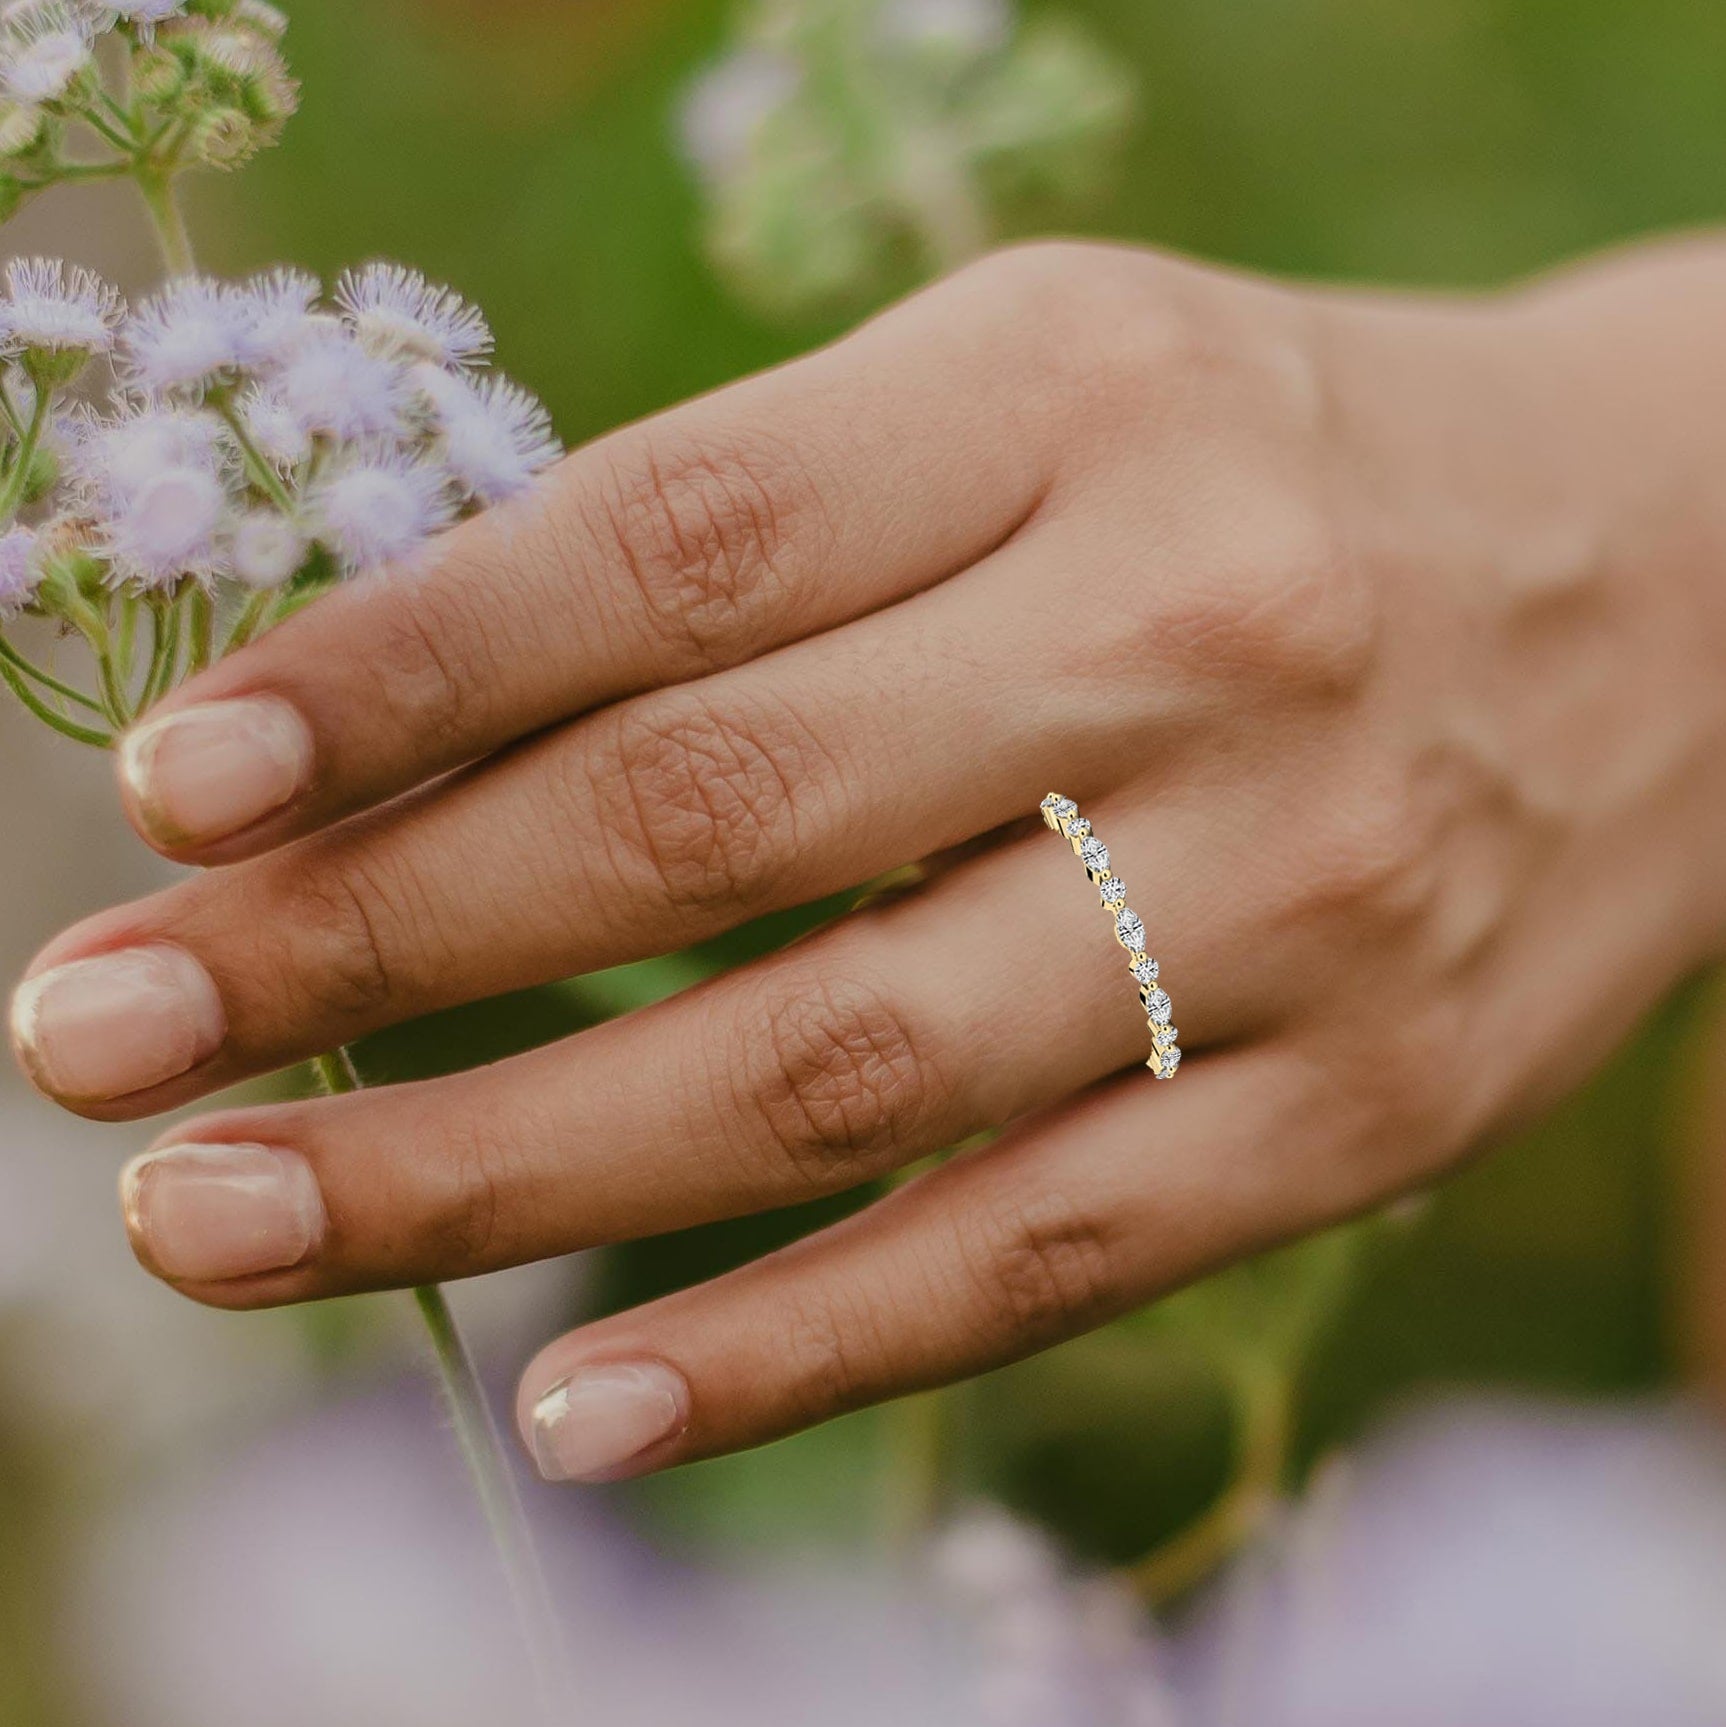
[777,1285,889,1423]
[732,972,941,1191]
[588,429,821,672]
[1296,784,1437,936]
[357,576,494,743]
[1147,489,1378,694]
[959,1188,1123,1347]
[599,691,819,916]
[274,852,416,1024]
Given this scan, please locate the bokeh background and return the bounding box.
[5,1,1726,1721]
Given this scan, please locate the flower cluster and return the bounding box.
[0,255,560,734]
[679,0,1136,316]
[0,0,296,222]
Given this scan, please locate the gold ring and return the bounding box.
[1041,794,1180,1078]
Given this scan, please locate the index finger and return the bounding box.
[118,257,1080,864]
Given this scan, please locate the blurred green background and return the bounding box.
[5,0,1726,1717]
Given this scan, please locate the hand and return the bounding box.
[13,241,1726,1482]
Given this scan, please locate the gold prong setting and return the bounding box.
[1041,792,1182,1079]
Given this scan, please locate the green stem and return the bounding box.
[0,390,51,527]
[0,655,113,747]
[187,587,213,673]
[134,167,196,277]
[211,396,298,514]
[140,600,181,710]
[223,587,275,655]
[311,1050,569,1714]
[0,635,107,715]
[75,104,136,153]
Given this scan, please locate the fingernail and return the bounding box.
[121,1142,325,1283]
[529,1363,689,1483]
[11,945,225,1102]
[120,696,314,847]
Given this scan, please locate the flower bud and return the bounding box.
[129,41,186,102]
[189,104,257,168]
[29,517,106,620]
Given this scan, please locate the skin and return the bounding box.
[14,238,1726,1476]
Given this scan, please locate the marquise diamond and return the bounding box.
[1144,988,1173,1024]
[1115,909,1146,952]
[1153,1046,1181,1079]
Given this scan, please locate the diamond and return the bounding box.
[1115,909,1146,951]
[1042,794,1077,822]
[1152,1022,1178,1048]
[1099,875,1126,907]
[1130,955,1159,987]
[1066,816,1092,842]
[1079,837,1110,876]
[1153,1045,1181,1079]
[1144,988,1173,1024]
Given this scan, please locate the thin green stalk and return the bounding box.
[138,600,179,710]
[223,587,276,655]
[186,587,213,673]
[311,1050,569,1714]
[211,396,297,513]
[134,166,196,277]
[0,635,107,715]
[75,104,136,153]
[0,656,113,747]
[0,390,51,526]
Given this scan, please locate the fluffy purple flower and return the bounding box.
[230,267,321,367]
[0,523,39,617]
[122,278,250,397]
[275,323,409,442]
[306,444,452,574]
[418,365,560,504]
[0,2,93,105]
[103,464,230,588]
[336,263,493,369]
[67,400,227,511]
[229,509,306,589]
[0,256,123,358]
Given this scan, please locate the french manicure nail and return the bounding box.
[10,945,225,1102]
[530,1363,689,1483]
[121,1142,325,1284]
[120,696,314,847]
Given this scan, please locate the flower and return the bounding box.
[67,399,226,510]
[122,277,249,397]
[418,367,560,505]
[0,1,92,106]
[678,46,801,185]
[102,463,230,588]
[231,267,320,367]
[101,0,187,38]
[336,263,493,369]
[875,0,1013,58]
[0,521,38,617]
[0,256,123,361]
[230,508,305,589]
[275,323,410,442]
[236,383,310,470]
[306,444,452,575]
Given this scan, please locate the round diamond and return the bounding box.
[1130,956,1159,987]
[1115,909,1146,952]
[1099,875,1126,906]
[1066,816,1092,842]
[1153,1022,1178,1047]
[1144,988,1173,1024]
[1042,795,1077,821]
[1153,1045,1181,1079]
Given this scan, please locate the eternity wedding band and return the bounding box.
[1040,794,1180,1079]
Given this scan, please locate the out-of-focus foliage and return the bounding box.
[676,0,1135,313]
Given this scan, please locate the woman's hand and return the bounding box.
[13,241,1726,1482]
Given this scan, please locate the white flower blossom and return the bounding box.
[336,263,493,369]
[67,399,226,510]
[307,444,453,574]
[231,267,320,367]
[875,0,1013,58]
[0,256,123,359]
[0,1,92,105]
[236,383,310,470]
[678,47,800,185]
[275,322,410,442]
[230,508,306,589]
[418,365,560,505]
[0,521,38,617]
[103,463,230,589]
[122,277,250,397]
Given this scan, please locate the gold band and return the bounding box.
[1041,794,1180,1079]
